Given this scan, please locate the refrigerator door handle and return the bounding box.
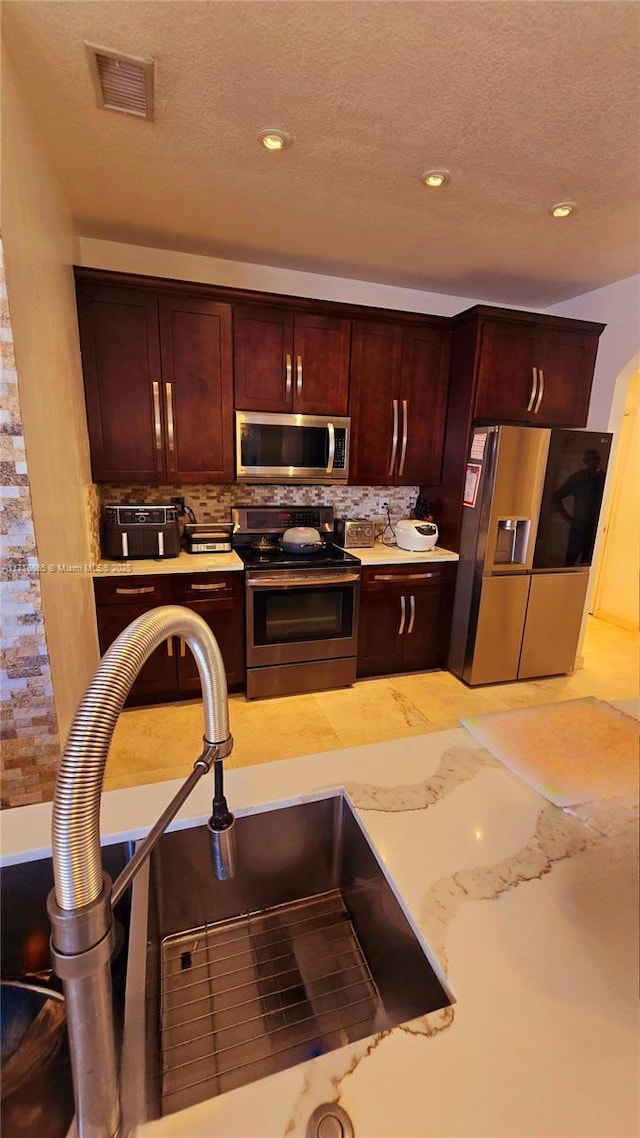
[533,368,545,414]
[526,367,538,413]
[398,594,406,635]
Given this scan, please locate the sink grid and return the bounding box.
[159,889,381,1115]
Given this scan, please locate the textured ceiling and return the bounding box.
[3,1,639,305]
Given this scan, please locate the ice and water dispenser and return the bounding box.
[493,517,531,566]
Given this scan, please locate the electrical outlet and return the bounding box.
[379,499,389,514]
[171,496,186,513]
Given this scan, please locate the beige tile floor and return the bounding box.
[103,616,639,791]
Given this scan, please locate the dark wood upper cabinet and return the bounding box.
[233,305,294,412]
[399,326,450,485]
[77,283,165,481]
[77,280,233,483]
[349,320,450,486]
[158,295,233,482]
[472,310,603,427]
[234,304,350,415]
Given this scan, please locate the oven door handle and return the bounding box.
[247,571,361,589]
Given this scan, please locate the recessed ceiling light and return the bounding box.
[258,128,292,151]
[421,169,450,188]
[550,201,576,218]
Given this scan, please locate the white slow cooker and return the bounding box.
[395,520,439,552]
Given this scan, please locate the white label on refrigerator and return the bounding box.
[463,463,482,508]
[470,431,488,460]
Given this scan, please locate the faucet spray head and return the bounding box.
[207,756,237,880]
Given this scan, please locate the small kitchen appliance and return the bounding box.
[334,518,376,549]
[184,523,234,554]
[235,411,350,484]
[102,504,180,560]
[395,520,439,553]
[231,504,361,699]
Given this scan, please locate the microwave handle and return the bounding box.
[326,421,335,474]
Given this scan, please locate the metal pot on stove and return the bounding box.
[280,526,324,553]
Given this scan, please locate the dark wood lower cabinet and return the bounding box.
[357,564,456,678]
[96,600,178,700]
[94,572,245,706]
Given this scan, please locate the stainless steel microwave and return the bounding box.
[235,411,350,483]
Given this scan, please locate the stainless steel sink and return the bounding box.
[122,792,451,1127]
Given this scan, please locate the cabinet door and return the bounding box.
[349,321,404,485]
[532,327,598,427]
[176,597,245,692]
[77,284,165,481]
[474,321,538,422]
[293,314,350,415]
[159,296,233,482]
[233,305,294,412]
[402,579,450,671]
[96,602,177,704]
[398,327,450,485]
[356,587,405,677]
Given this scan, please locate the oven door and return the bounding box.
[246,570,360,667]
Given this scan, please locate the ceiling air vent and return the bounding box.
[85,43,154,120]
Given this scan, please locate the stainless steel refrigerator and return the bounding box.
[448,425,612,686]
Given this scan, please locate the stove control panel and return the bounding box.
[231,505,334,534]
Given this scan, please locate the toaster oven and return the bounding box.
[102,504,180,560]
[334,518,376,548]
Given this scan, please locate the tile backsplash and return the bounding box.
[98,483,420,527]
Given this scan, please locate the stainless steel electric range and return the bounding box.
[231,505,361,700]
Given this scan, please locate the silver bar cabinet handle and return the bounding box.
[152,381,162,462]
[180,639,186,658]
[165,382,175,466]
[407,594,416,635]
[534,368,545,414]
[115,586,156,596]
[285,353,292,397]
[526,367,538,413]
[373,572,439,582]
[296,354,303,397]
[388,399,399,477]
[326,421,335,474]
[189,582,227,592]
[398,595,406,636]
[167,637,174,657]
[398,398,409,477]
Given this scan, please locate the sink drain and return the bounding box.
[306,1103,355,1138]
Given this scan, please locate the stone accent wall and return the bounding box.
[0,241,60,808]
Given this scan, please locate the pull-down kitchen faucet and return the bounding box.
[47,606,236,1138]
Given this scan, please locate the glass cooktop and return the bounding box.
[236,543,361,571]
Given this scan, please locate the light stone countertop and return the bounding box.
[93,551,245,576]
[349,541,459,565]
[1,716,637,1138]
[93,544,458,577]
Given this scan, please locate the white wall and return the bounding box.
[593,371,640,631]
[2,48,100,741]
[76,237,520,318]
